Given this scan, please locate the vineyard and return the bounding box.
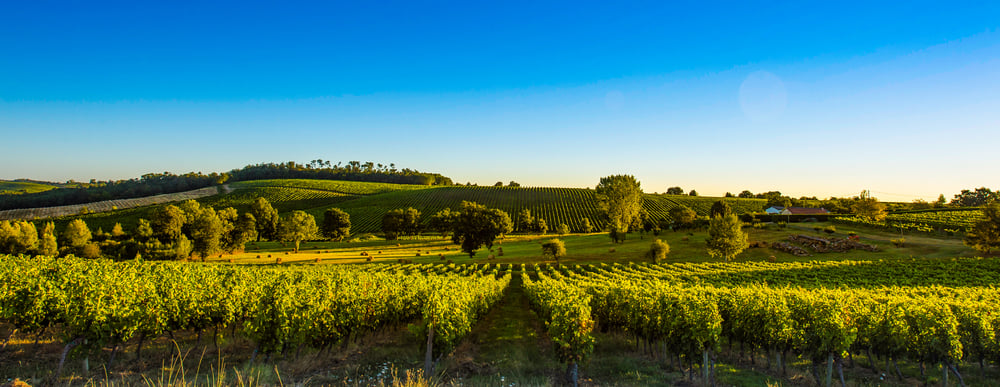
[835,208,985,235]
[0,186,222,222]
[524,257,1000,386]
[3,252,999,385]
[305,185,767,234]
[229,179,430,196]
[0,255,510,380]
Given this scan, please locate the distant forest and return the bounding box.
[0,160,453,211]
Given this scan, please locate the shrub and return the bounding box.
[823,225,836,234]
[645,239,670,263]
[557,223,570,235]
[847,231,857,237]
[891,238,906,248]
[813,226,822,233]
[542,239,566,260]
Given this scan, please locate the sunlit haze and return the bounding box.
[2,2,998,201]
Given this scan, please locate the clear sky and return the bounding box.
[2,1,998,201]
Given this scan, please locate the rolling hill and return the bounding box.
[40,179,767,234]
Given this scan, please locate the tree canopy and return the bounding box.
[706,212,748,261]
[450,201,512,258]
[278,211,318,252]
[321,208,351,241]
[595,175,643,233]
[965,203,1000,253]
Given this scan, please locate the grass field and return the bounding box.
[0,180,60,195]
[208,220,975,266]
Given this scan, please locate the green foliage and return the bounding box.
[852,190,887,221]
[666,186,684,195]
[0,220,38,255]
[646,238,670,262]
[965,203,1000,253]
[187,205,223,259]
[710,200,732,218]
[595,175,643,233]
[516,208,535,233]
[669,205,697,229]
[151,205,185,242]
[38,222,58,256]
[382,207,421,240]
[541,238,566,260]
[556,223,570,235]
[706,213,748,261]
[321,208,351,241]
[535,218,548,235]
[428,208,456,238]
[450,201,512,258]
[951,187,998,207]
[249,197,280,241]
[61,219,92,249]
[278,210,318,252]
[580,217,593,233]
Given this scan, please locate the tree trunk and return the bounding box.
[423,324,435,380]
[892,357,904,381]
[135,333,146,361]
[866,347,879,373]
[702,350,710,385]
[825,353,834,387]
[1,328,16,350]
[942,362,948,387]
[948,362,966,387]
[566,362,579,387]
[107,343,119,369]
[837,356,846,387]
[57,337,83,377]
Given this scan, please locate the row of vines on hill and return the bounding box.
[0,255,509,376]
[523,258,1000,386]
[315,187,766,234]
[835,208,985,235]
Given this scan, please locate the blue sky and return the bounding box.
[2,1,999,201]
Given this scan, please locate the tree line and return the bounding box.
[1,160,453,211]
[0,197,354,260]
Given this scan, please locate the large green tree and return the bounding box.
[951,187,998,207]
[516,209,535,233]
[852,190,887,221]
[965,203,1000,254]
[706,212,748,261]
[669,205,697,229]
[188,206,223,260]
[278,210,318,252]
[321,208,351,241]
[710,200,733,218]
[38,222,58,256]
[541,238,566,260]
[595,175,643,233]
[451,201,512,258]
[151,205,185,242]
[218,208,256,252]
[428,208,457,238]
[382,207,421,240]
[60,219,92,250]
[250,197,280,241]
[0,220,38,255]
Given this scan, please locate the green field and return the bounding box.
[52,179,766,234]
[0,180,60,195]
